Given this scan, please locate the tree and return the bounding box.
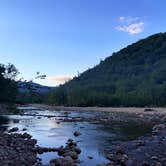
[0,63,19,103]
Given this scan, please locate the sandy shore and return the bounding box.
[29,104,166,115]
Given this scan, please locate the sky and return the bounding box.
[0,0,166,86]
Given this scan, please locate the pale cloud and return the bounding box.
[47,75,74,85]
[119,16,125,21]
[116,16,144,35]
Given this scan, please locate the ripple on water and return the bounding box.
[0,107,152,166]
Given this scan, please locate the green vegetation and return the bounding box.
[17,89,49,104]
[0,63,48,105]
[0,63,18,103]
[48,32,166,107]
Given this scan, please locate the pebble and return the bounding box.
[8,127,19,132]
[88,156,93,159]
[73,131,81,137]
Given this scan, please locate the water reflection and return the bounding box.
[0,108,152,166]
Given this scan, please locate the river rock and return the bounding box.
[73,131,81,137]
[106,154,114,161]
[73,147,81,154]
[152,124,166,131]
[8,127,19,132]
[88,156,93,159]
[63,151,78,160]
[0,132,38,165]
[155,162,162,166]
[22,128,27,131]
[144,108,155,112]
[136,140,145,146]
[22,132,32,139]
[13,119,19,123]
[50,156,76,166]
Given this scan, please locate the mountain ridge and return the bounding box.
[48,32,166,107]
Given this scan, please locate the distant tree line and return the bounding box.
[16,73,48,104]
[47,33,166,107]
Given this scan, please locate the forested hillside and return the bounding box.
[48,32,166,107]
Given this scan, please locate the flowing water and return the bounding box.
[0,107,152,166]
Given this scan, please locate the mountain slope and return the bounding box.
[18,81,54,93]
[49,32,166,106]
[17,81,55,104]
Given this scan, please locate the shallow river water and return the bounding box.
[0,107,152,166]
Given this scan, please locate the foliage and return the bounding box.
[16,72,48,104]
[0,63,19,103]
[48,32,166,107]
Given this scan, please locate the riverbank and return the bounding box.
[0,104,20,115]
[98,123,166,166]
[0,131,39,166]
[0,128,81,166]
[29,104,166,115]
[27,104,166,124]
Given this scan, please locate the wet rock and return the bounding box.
[96,164,107,166]
[125,159,135,166]
[73,131,81,137]
[33,147,46,154]
[152,124,165,131]
[106,154,114,161]
[144,108,155,112]
[57,146,65,156]
[151,156,158,160]
[155,162,162,166]
[27,139,37,145]
[13,119,19,123]
[55,139,81,165]
[105,151,128,165]
[50,156,76,166]
[73,147,81,154]
[122,154,128,160]
[136,140,145,146]
[116,149,125,155]
[64,112,69,115]
[33,147,59,154]
[0,132,38,166]
[63,151,78,160]
[22,132,32,139]
[142,161,150,166]
[8,127,19,132]
[88,156,93,159]
[161,115,166,122]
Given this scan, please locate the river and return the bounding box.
[0,106,152,166]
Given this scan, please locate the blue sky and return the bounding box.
[0,0,166,86]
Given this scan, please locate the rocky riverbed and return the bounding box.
[1,123,166,166]
[0,131,39,166]
[0,128,82,166]
[1,105,166,166]
[98,124,166,166]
